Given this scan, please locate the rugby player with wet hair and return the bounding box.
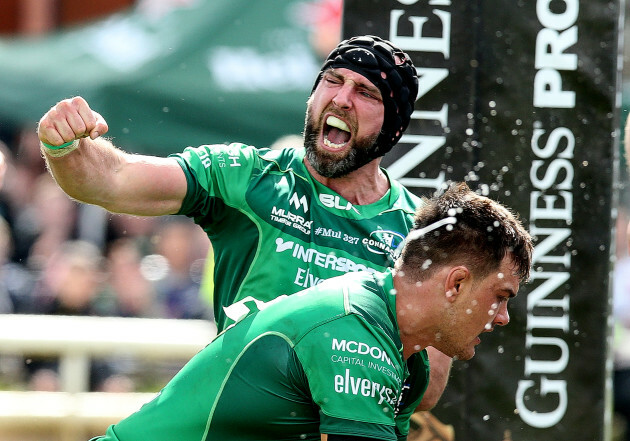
[85,183,533,441]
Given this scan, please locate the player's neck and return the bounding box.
[305,158,390,205]
[393,270,440,359]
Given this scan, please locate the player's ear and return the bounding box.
[444,266,469,302]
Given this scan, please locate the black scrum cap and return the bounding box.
[312,35,419,156]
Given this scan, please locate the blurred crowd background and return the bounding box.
[0,125,214,392]
[1,0,630,439]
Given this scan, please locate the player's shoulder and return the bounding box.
[382,170,423,212]
[280,272,386,323]
[171,142,254,163]
[390,182,423,216]
[173,143,304,170]
[323,271,399,341]
[255,147,306,171]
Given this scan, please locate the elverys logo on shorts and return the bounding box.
[363,230,405,256]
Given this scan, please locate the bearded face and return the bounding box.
[303,102,382,178]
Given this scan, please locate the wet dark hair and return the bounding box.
[399,183,532,283]
[311,35,419,156]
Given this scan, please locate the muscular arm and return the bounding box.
[416,347,452,411]
[38,97,187,216]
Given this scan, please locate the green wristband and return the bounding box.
[41,139,77,150]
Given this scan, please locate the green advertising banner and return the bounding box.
[0,0,321,154]
[344,0,623,439]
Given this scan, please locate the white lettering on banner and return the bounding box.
[389,8,451,57]
[208,44,319,92]
[516,377,568,429]
[334,369,398,406]
[386,3,452,192]
[385,134,446,187]
[517,0,579,428]
[518,127,575,427]
[378,0,583,431]
[533,0,578,108]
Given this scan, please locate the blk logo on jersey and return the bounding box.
[319,193,356,212]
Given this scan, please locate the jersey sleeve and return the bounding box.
[294,315,405,441]
[170,143,261,218]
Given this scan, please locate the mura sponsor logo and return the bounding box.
[363,230,405,257]
[270,192,312,234]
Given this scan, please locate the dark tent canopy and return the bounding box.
[0,0,321,155]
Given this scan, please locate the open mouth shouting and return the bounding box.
[323,115,351,150]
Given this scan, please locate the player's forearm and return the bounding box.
[416,347,452,411]
[42,136,130,212]
[39,97,186,216]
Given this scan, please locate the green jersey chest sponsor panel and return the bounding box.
[244,164,413,288]
[173,145,419,328]
[174,145,415,272]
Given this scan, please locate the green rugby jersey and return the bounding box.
[92,271,430,441]
[171,144,421,332]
